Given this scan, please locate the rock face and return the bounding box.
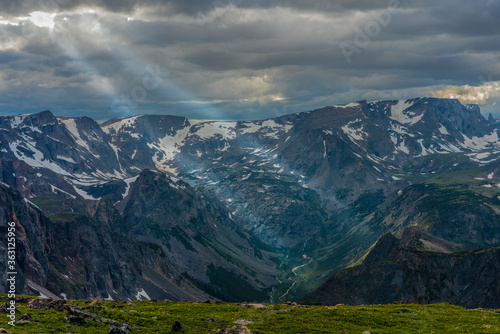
[300,228,500,308]
[0,168,277,301]
[0,183,210,301]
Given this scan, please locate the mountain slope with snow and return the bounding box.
[1,97,500,302]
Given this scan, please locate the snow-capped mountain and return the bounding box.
[1,97,500,302]
[3,98,499,243]
[2,98,497,194]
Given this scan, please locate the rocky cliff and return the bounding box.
[0,182,214,301]
[300,228,500,308]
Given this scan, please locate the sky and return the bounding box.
[0,0,499,121]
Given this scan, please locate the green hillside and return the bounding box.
[2,295,498,333]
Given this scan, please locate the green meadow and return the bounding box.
[1,295,499,333]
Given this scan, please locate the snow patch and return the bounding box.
[220,142,231,152]
[60,118,91,151]
[73,186,100,200]
[147,125,191,173]
[122,176,139,199]
[460,131,500,151]
[109,143,124,173]
[47,136,62,143]
[240,120,293,139]
[135,288,151,301]
[57,155,76,163]
[240,122,261,135]
[9,140,72,176]
[10,115,26,128]
[341,120,368,141]
[50,185,76,199]
[24,198,41,210]
[102,116,139,134]
[194,122,237,140]
[398,142,410,154]
[417,139,434,157]
[389,100,422,125]
[438,124,449,135]
[435,140,462,153]
[168,177,186,190]
[336,102,360,109]
[390,133,410,154]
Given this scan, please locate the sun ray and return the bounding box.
[47,18,119,109]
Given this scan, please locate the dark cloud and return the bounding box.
[0,0,140,17]
[144,0,417,17]
[0,0,499,119]
[0,0,420,17]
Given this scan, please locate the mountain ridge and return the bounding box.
[1,97,500,303]
[300,227,500,308]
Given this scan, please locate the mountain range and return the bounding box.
[1,97,499,306]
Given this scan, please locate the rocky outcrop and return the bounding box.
[300,228,500,308]
[216,326,251,334]
[0,183,208,301]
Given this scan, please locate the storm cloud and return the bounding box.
[0,0,499,120]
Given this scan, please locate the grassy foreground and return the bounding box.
[1,295,499,333]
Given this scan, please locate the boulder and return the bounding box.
[65,315,88,327]
[108,326,133,333]
[90,297,102,305]
[240,303,269,310]
[0,302,20,314]
[17,313,32,323]
[171,320,186,332]
[27,299,67,312]
[216,325,251,334]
